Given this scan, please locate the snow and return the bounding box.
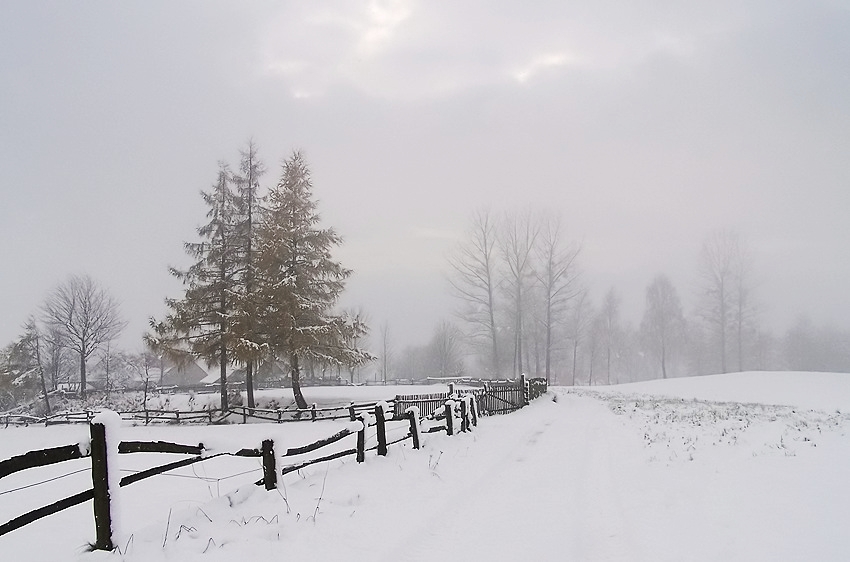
[2,372,849,560]
[593,371,850,412]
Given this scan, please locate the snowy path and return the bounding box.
[384,396,644,561]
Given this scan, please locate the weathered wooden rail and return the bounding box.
[229,399,389,424]
[2,408,224,428]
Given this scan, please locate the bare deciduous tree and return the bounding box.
[379,322,393,383]
[696,230,756,373]
[500,211,539,377]
[448,208,502,377]
[567,288,593,386]
[641,274,685,379]
[42,274,126,399]
[428,320,464,378]
[19,318,51,413]
[534,216,580,384]
[598,288,621,385]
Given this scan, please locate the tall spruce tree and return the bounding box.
[255,151,372,409]
[231,141,265,409]
[148,162,241,411]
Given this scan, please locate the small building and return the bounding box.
[160,361,211,387]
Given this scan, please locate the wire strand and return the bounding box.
[118,466,262,483]
[0,467,90,496]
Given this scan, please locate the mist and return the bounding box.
[2,1,848,377]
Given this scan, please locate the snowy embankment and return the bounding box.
[591,371,850,412]
[2,372,849,561]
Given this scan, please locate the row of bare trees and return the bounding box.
[394,212,847,384]
[444,209,580,383]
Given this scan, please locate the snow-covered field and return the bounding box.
[2,372,849,561]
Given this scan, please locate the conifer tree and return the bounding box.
[255,151,372,409]
[231,141,265,409]
[148,163,241,411]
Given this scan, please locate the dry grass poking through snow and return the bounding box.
[570,388,850,464]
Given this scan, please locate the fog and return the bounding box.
[2,1,848,358]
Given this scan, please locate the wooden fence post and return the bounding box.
[375,404,387,456]
[469,395,479,427]
[356,416,366,463]
[460,398,469,432]
[348,402,356,422]
[406,408,421,450]
[311,403,317,422]
[90,420,114,551]
[448,382,455,397]
[444,401,455,436]
[520,374,528,406]
[261,439,277,491]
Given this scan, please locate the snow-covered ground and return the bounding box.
[2,372,849,561]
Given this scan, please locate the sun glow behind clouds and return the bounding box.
[260,0,416,99]
[357,0,414,56]
[513,52,583,83]
[258,2,723,102]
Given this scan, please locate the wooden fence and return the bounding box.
[229,399,389,424]
[394,376,547,419]
[2,400,393,429]
[0,397,485,551]
[2,408,225,428]
[0,377,548,552]
[3,378,547,429]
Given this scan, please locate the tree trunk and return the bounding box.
[719,283,727,374]
[34,335,51,414]
[79,352,87,400]
[220,345,228,412]
[514,284,523,377]
[545,299,552,385]
[291,352,308,409]
[737,304,744,372]
[488,283,499,378]
[571,340,578,386]
[246,360,255,409]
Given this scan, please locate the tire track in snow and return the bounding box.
[558,393,646,561]
[382,394,647,561]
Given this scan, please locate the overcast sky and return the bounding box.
[1,0,849,353]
